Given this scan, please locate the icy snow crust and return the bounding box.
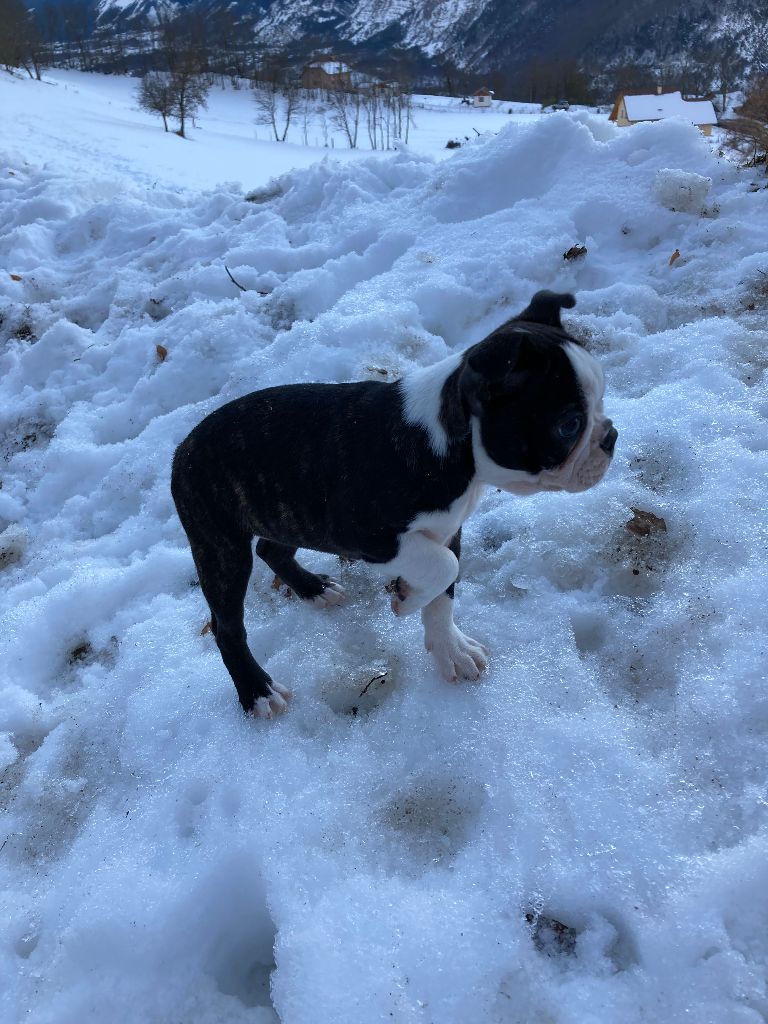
[1,109,768,1023]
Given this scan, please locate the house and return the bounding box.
[472,87,494,109]
[300,58,353,91]
[609,89,717,136]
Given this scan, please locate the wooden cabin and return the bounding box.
[609,90,717,136]
[472,87,494,109]
[300,58,353,92]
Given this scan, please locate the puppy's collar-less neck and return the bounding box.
[399,351,465,457]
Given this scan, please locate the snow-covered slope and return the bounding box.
[2,74,768,1023]
[0,70,533,193]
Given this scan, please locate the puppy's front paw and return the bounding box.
[426,627,490,683]
[310,579,346,609]
[252,681,291,720]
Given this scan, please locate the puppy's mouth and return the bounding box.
[546,418,617,493]
[497,419,617,496]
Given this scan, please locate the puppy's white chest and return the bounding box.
[407,480,486,544]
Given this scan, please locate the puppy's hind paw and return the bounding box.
[427,628,490,683]
[252,682,291,720]
[310,579,346,609]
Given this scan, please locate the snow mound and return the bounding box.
[653,167,712,213]
[1,112,768,1024]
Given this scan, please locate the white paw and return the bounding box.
[310,581,346,609]
[426,627,490,683]
[252,682,291,719]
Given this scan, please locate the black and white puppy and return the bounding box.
[171,291,617,718]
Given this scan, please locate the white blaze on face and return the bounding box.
[555,341,612,493]
[472,341,614,495]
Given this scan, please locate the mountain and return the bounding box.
[92,0,767,80]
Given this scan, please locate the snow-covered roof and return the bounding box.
[308,61,352,75]
[623,91,717,125]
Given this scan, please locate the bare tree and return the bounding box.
[697,38,746,116]
[713,41,745,116]
[432,57,469,98]
[59,0,94,71]
[172,57,209,137]
[328,85,363,148]
[384,67,414,145]
[679,54,712,98]
[137,71,175,132]
[137,59,209,137]
[722,79,768,170]
[359,82,413,150]
[297,90,314,146]
[391,83,413,145]
[253,56,299,142]
[0,0,47,79]
[364,86,383,149]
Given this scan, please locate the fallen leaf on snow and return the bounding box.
[563,245,587,261]
[626,507,667,537]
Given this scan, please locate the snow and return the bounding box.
[0,70,536,192]
[652,168,712,213]
[623,91,718,126]
[2,70,768,1024]
[309,61,353,74]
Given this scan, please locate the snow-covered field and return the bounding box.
[2,70,768,1024]
[0,70,533,191]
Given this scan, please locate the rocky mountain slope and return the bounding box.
[93,0,767,76]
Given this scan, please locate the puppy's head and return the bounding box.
[450,291,616,495]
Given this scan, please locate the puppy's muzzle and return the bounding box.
[599,422,618,457]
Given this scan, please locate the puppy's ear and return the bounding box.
[440,356,503,439]
[460,335,528,414]
[515,290,575,329]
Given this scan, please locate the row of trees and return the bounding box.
[327,83,412,149]
[128,9,417,148]
[254,77,413,149]
[138,59,414,149]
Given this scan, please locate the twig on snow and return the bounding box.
[359,670,387,698]
[224,264,247,292]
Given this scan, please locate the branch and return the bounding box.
[224,264,246,291]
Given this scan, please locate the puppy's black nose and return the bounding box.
[600,424,618,456]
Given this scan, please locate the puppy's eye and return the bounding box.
[557,414,584,439]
